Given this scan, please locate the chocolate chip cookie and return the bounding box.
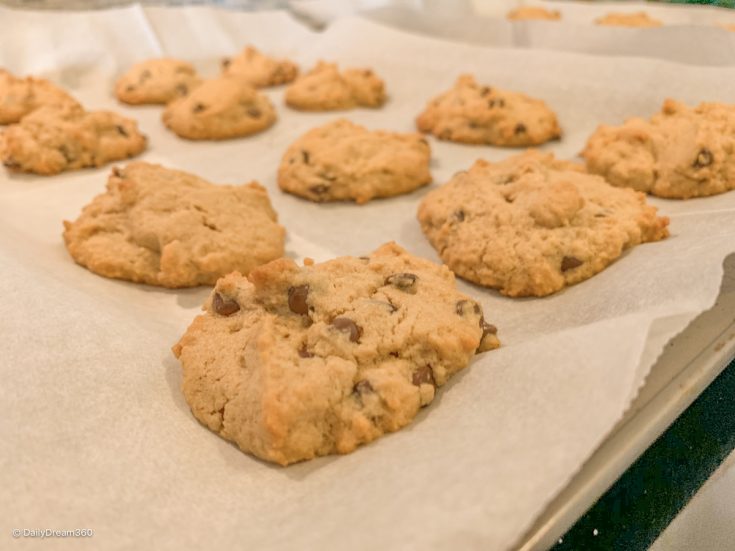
[115,58,201,105]
[582,99,735,199]
[416,75,561,146]
[1,105,146,175]
[595,12,663,27]
[417,151,669,297]
[278,119,431,204]
[507,7,561,21]
[172,242,500,466]
[221,46,298,87]
[162,76,276,140]
[63,162,285,287]
[0,69,80,124]
[284,61,386,111]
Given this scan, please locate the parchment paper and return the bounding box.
[2,6,735,551]
[292,0,735,66]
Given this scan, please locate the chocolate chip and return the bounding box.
[561,256,583,272]
[212,292,240,316]
[222,57,231,68]
[112,167,123,177]
[175,83,189,96]
[456,299,481,317]
[452,209,465,222]
[115,125,128,137]
[693,148,713,169]
[332,317,362,342]
[412,365,435,387]
[480,86,491,96]
[385,273,418,293]
[192,103,206,113]
[139,69,151,82]
[301,150,310,164]
[514,123,527,134]
[126,85,135,92]
[489,98,505,108]
[481,319,497,337]
[298,344,314,358]
[309,184,330,197]
[354,380,373,395]
[247,106,261,118]
[287,285,309,315]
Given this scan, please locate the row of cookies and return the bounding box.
[114,48,385,141]
[508,6,735,31]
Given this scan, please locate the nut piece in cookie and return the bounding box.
[1,105,146,175]
[221,46,298,87]
[172,242,500,466]
[416,75,561,146]
[0,69,80,124]
[115,58,201,105]
[278,119,431,204]
[595,12,663,27]
[162,76,276,140]
[63,162,286,287]
[582,99,735,199]
[417,150,669,297]
[284,61,386,111]
[507,7,561,20]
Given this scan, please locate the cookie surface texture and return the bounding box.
[1,105,146,175]
[284,61,386,111]
[583,99,735,199]
[173,242,500,466]
[278,119,432,203]
[63,162,285,287]
[416,75,561,146]
[115,58,201,105]
[417,151,670,297]
[162,76,276,140]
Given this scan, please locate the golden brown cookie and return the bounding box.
[221,46,298,87]
[63,162,286,287]
[278,119,431,204]
[162,76,276,140]
[173,242,500,466]
[284,61,386,111]
[416,75,561,146]
[1,105,146,175]
[115,58,201,105]
[417,151,669,297]
[582,99,735,199]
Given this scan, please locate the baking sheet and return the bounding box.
[292,0,735,66]
[2,7,735,551]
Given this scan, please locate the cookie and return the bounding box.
[595,12,662,27]
[115,58,201,105]
[582,99,735,199]
[507,7,561,20]
[416,75,561,146]
[221,46,298,87]
[417,151,669,297]
[1,105,146,175]
[172,242,500,466]
[162,76,276,140]
[278,119,431,204]
[0,69,80,124]
[63,162,285,288]
[284,61,386,111]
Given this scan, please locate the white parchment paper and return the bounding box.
[1,7,735,551]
